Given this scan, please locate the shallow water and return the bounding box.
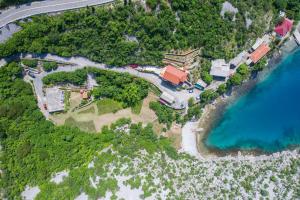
[206,49,300,152]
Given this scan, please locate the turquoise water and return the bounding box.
[206,49,300,152]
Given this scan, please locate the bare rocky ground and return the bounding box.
[27,145,300,199]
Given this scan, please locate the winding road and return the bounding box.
[15,53,201,118]
[0,0,114,28]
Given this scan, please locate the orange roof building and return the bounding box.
[161,65,188,85]
[249,43,271,64]
[82,91,89,99]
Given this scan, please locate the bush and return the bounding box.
[201,71,213,85]
[43,61,58,72]
[22,59,38,68]
[217,83,227,95]
[237,64,250,79]
[253,58,267,72]
[200,89,218,104]
[227,73,243,87]
[149,101,174,128]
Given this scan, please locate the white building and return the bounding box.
[45,87,64,113]
[251,38,263,51]
[210,59,230,79]
[160,92,175,105]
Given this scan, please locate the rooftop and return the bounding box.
[210,59,230,78]
[45,87,64,113]
[161,65,188,85]
[252,38,264,50]
[249,43,271,64]
[160,92,176,105]
[275,18,293,37]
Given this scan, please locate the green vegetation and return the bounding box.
[64,117,96,132]
[0,0,284,66]
[43,69,87,85]
[200,60,213,85]
[217,83,227,95]
[77,106,96,115]
[200,89,218,104]
[0,0,38,8]
[227,64,250,88]
[187,104,202,121]
[131,100,143,114]
[64,90,71,111]
[21,59,38,68]
[96,99,123,115]
[149,84,162,96]
[149,101,174,128]
[273,0,300,20]
[42,61,58,72]
[227,73,243,86]
[253,58,268,72]
[43,67,149,107]
[0,62,175,199]
[0,63,102,198]
[237,64,250,79]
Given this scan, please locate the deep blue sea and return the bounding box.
[206,49,300,152]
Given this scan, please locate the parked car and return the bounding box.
[28,72,36,78]
[129,64,139,69]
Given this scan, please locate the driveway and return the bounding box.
[17,53,201,116]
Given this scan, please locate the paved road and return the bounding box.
[0,0,114,28]
[16,53,201,117]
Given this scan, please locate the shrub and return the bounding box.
[22,59,38,68]
[43,61,58,72]
[200,89,218,104]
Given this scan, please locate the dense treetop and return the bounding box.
[0,62,173,198]
[43,67,149,107]
[1,0,298,66]
[0,0,38,8]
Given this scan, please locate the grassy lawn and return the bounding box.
[78,106,96,115]
[64,117,96,133]
[149,84,162,96]
[97,99,123,115]
[131,100,143,115]
[64,90,71,111]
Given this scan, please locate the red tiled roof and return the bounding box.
[275,18,293,37]
[161,65,188,85]
[250,43,271,64]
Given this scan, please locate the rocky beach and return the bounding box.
[182,27,300,159]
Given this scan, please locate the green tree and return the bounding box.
[188,97,195,107]
[22,59,38,68]
[227,73,243,87]
[43,61,58,72]
[217,83,227,95]
[253,58,267,72]
[202,72,213,85]
[200,89,218,104]
[122,83,141,106]
[274,0,287,10]
[237,64,250,79]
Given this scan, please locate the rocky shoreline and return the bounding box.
[194,35,300,158]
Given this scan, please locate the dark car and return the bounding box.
[129,64,139,69]
[28,72,36,78]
